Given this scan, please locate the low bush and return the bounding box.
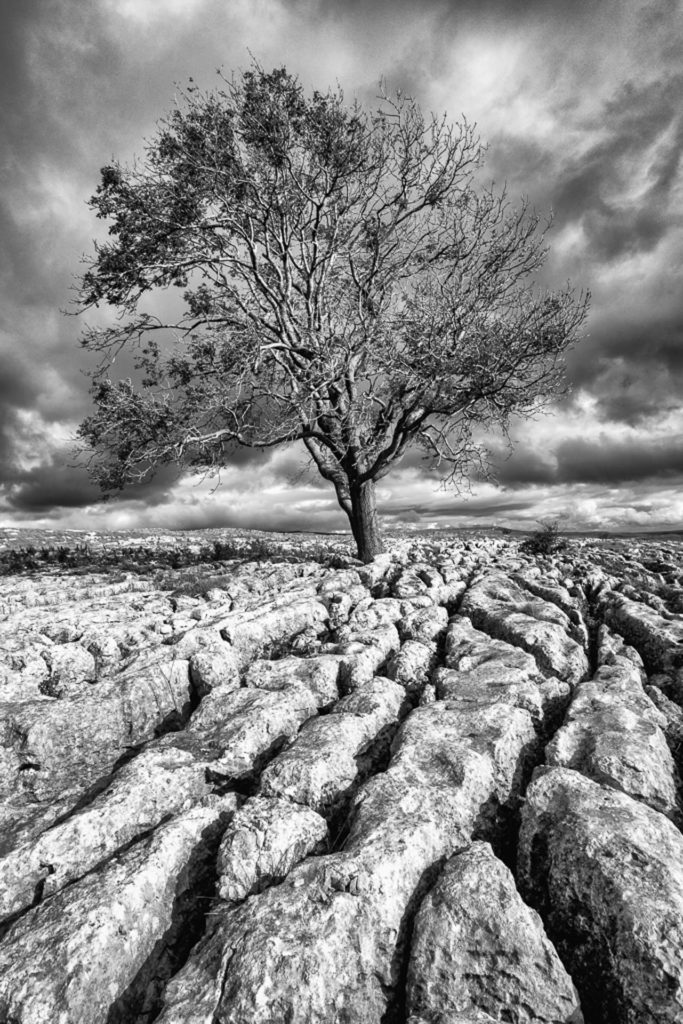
[520,521,568,557]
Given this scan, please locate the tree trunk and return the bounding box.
[347,478,384,563]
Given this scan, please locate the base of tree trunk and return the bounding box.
[348,480,384,563]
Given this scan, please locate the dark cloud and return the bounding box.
[383,496,532,519]
[5,456,180,513]
[490,434,683,488]
[553,78,683,262]
[554,437,683,486]
[566,312,683,424]
[311,0,600,26]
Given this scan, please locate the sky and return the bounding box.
[1,0,682,536]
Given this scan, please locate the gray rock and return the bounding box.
[335,624,400,690]
[188,642,239,695]
[0,745,223,923]
[437,616,569,727]
[244,653,343,707]
[156,694,538,1024]
[460,572,589,683]
[259,676,406,815]
[0,798,237,1024]
[219,598,329,667]
[42,642,97,696]
[645,684,683,760]
[406,1015,498,1024]
[518,766,683,1024]
[399,604,449,643]
[600,591,683,676]
[386,639,439,694]
[169,684,320,782]
[217,796,327,900]
[348,597,402,631]
[0,655,193,827]
[407,841,582,1023]
[392,562,447,603]
[546,653,679,819]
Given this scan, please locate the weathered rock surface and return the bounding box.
[406,841,582,1023]
[436,615,570,729]
[518,766,683,1024]
[0,797,237,1024]
[0,654,194,844]
[461,571,589,683]
[244,652,343,707]
[600,589,683,678]
[259,675,407,815]
[0,532,681,1024]
[166,683,321,782]
[0,745,217,924]
[217,795,327,900]
[545,629,679,819]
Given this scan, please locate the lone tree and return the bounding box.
[77,65,588,562]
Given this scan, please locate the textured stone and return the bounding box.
[42,642,97,696]
[188,642,239,696]
[156,696,537,1024]
[600,591,683,676]
[437,616,570,727]
[348,597,402,631]
[0,745,222,924]
[259,676,406,815]
[219,598,329,667]
[168,684,320,782]
[460,572,589,683]
[244,653,343,707]
[386,639,439,694]
[217,796,327,900]
[546,652,679,819]
[0,655,193,822]
[0,798,237,1024]
[392,562,447,603]
[407,841,582,1023]
[1,535,682,1024]
[399,604,449,643]
[518,767,683,1024]
[335,624,400,689]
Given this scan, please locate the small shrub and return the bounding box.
[520,520,568,557]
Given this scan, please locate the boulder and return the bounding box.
[259,676,407,815]
[244,653,343,707]
[42,642,97,696]
[460,573,589,684]
[156,698,538,1024]
[217,796,327,900]
[386,639,439,695]
[546,654,679,819]
[0,798,237,1024]
[219,598,329,667]
[518,767,683,1024]
[0,655,193,820]
[168,684,321,783]
[399,604,449,644]
[0,745,222,924]
[348,597,402,631]
[600,591,683,677]
[188,643,240,696]
[406,841,582,1023]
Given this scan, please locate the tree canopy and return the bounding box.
[77,65,589,561]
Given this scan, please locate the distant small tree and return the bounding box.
[76,65,588,562]
[520,519,568,557]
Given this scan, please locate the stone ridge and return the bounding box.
[0,533,681,1024]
